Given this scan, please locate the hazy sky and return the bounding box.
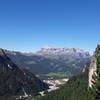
[0,0,100,53]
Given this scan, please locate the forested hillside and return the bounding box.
[36,66,89,100]
[35,45,100,100]
[88,46,100,100]
[0,49,48,100]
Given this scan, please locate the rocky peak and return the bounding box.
[94,44,100,56]
[0,48,6,56]
[36,46,90,58]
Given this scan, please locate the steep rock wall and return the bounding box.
[88,57,97,87]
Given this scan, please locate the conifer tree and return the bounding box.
[95,55,100,100]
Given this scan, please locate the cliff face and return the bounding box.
[88,45,100,87]
[88,57,97,87]
[36,46,90,58]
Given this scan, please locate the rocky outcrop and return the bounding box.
[88,57,97,87]
[88,44,100,87]
[94,44,100,56]
[36,46,90,58]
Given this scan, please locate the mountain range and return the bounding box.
[3,47,90,79]
[36,46,90,58]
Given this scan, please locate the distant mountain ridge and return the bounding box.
[36,46,90,58]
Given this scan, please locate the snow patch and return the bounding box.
[8,64,12,69]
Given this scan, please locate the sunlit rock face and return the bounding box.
[88,57,97,87]
[36,46,90,58]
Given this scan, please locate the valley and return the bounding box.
[0,45,99,100]
[4,47,90,80]
[0,0,99,99]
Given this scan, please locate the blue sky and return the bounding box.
[0,0,100,54]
